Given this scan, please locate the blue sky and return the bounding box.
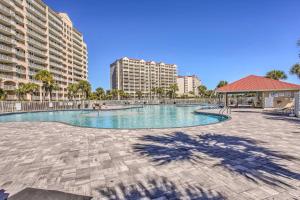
[44,0,300,90]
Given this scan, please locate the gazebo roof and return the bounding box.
[216,75,300,93]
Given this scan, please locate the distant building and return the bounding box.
[177,75,201,96]
[110,57,177,98]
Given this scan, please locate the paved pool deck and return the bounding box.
[0,109,299,199]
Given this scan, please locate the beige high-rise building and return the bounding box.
[0,0,88,101]
[177,75,201,96]
[110,57,177,98]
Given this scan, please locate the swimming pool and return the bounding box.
[0,105,228,129]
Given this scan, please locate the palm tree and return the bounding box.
[23,83,39,101]
[48,82,59,101]
[67,83,79,100]
[15,84,27,101]
[168,84,179,99]
[123,92,129,99]
[156,87,164,99]
[197,85,207,97]
[34,70,54,101]
[0,88,5,100]
[290,64,300,79]
[136,90,143,100]
[151,87,157,99]
[95,87,105,100]
[118,90,125,100]
[77,80,91,100]
[111,89,119,100]
[265,70,287,80]
[188,91,195,97]
[216,80,228,88]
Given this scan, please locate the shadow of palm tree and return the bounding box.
[133,132,300,187]
[262,113,300,124]
[97,177,224,200]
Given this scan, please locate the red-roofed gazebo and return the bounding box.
[216,75,300,108]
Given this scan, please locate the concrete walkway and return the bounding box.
[0,109,299,199]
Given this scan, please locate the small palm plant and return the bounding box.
[156,87,164,99]
[168,84,179,99]
[95,87,105,100]
[197,85,207,98]
[24,83,39,101]
[34,70,54,101]
[67,83,79,100]
[136,90,143,100]
[265,70,287,80]
[290,64,300,79]
[0,88,6,100]
[77,80,91,100]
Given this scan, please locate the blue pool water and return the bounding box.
[0,105,228,129]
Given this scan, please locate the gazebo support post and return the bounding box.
[225,93,228,107]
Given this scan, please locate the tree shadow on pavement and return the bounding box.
[133,132,300,188]
[97,177,224,200]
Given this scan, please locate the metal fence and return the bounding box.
[0,98,220,114]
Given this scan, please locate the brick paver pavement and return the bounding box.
[0,109,299,199]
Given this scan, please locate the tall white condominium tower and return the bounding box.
[0,0,88,101]
[110,57,177,98]
[177,75,201,96]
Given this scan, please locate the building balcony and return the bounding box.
[27,30,46,43]
[49,33,62,44]
[16,68,26,74]
[28,71,36,76]
[0,24,14,35]
[0,3,15,16]
[54,76,65,82]
[49,41,63,51]
[15,33,25,41]
[27,20,46,35]
[48,12,62,26]
[0,44,12,54]
[49,54,63,63]
[13,0,24,7]
[73,59,83,66]
[73,48,82,57]
[0,54,14,63]
[48,20,62,33]
[27,38,47,50]
[26,13,47,29]
[6,95,18,100]
[3,85,17,91]
[50,68,65,75]
[31,95,41,101]
[73,54,83,62]
[28,55,47,64]
[15,50,25,58]
[0,73,14,80]
[28,46,47,57]
[14,15,24,24]
[0,64,14,72]
[26,5,46,22]
[29,63,47,71]
[73,42,82,51]
[0,35,15,44]
[49,47,63,57]
[49,61,64,69]
[0,14,15,26]
[27,0,46,13]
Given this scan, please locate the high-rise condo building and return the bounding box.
[0,0,88,101]
[110,57,177,98]
[177,75,201,96]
